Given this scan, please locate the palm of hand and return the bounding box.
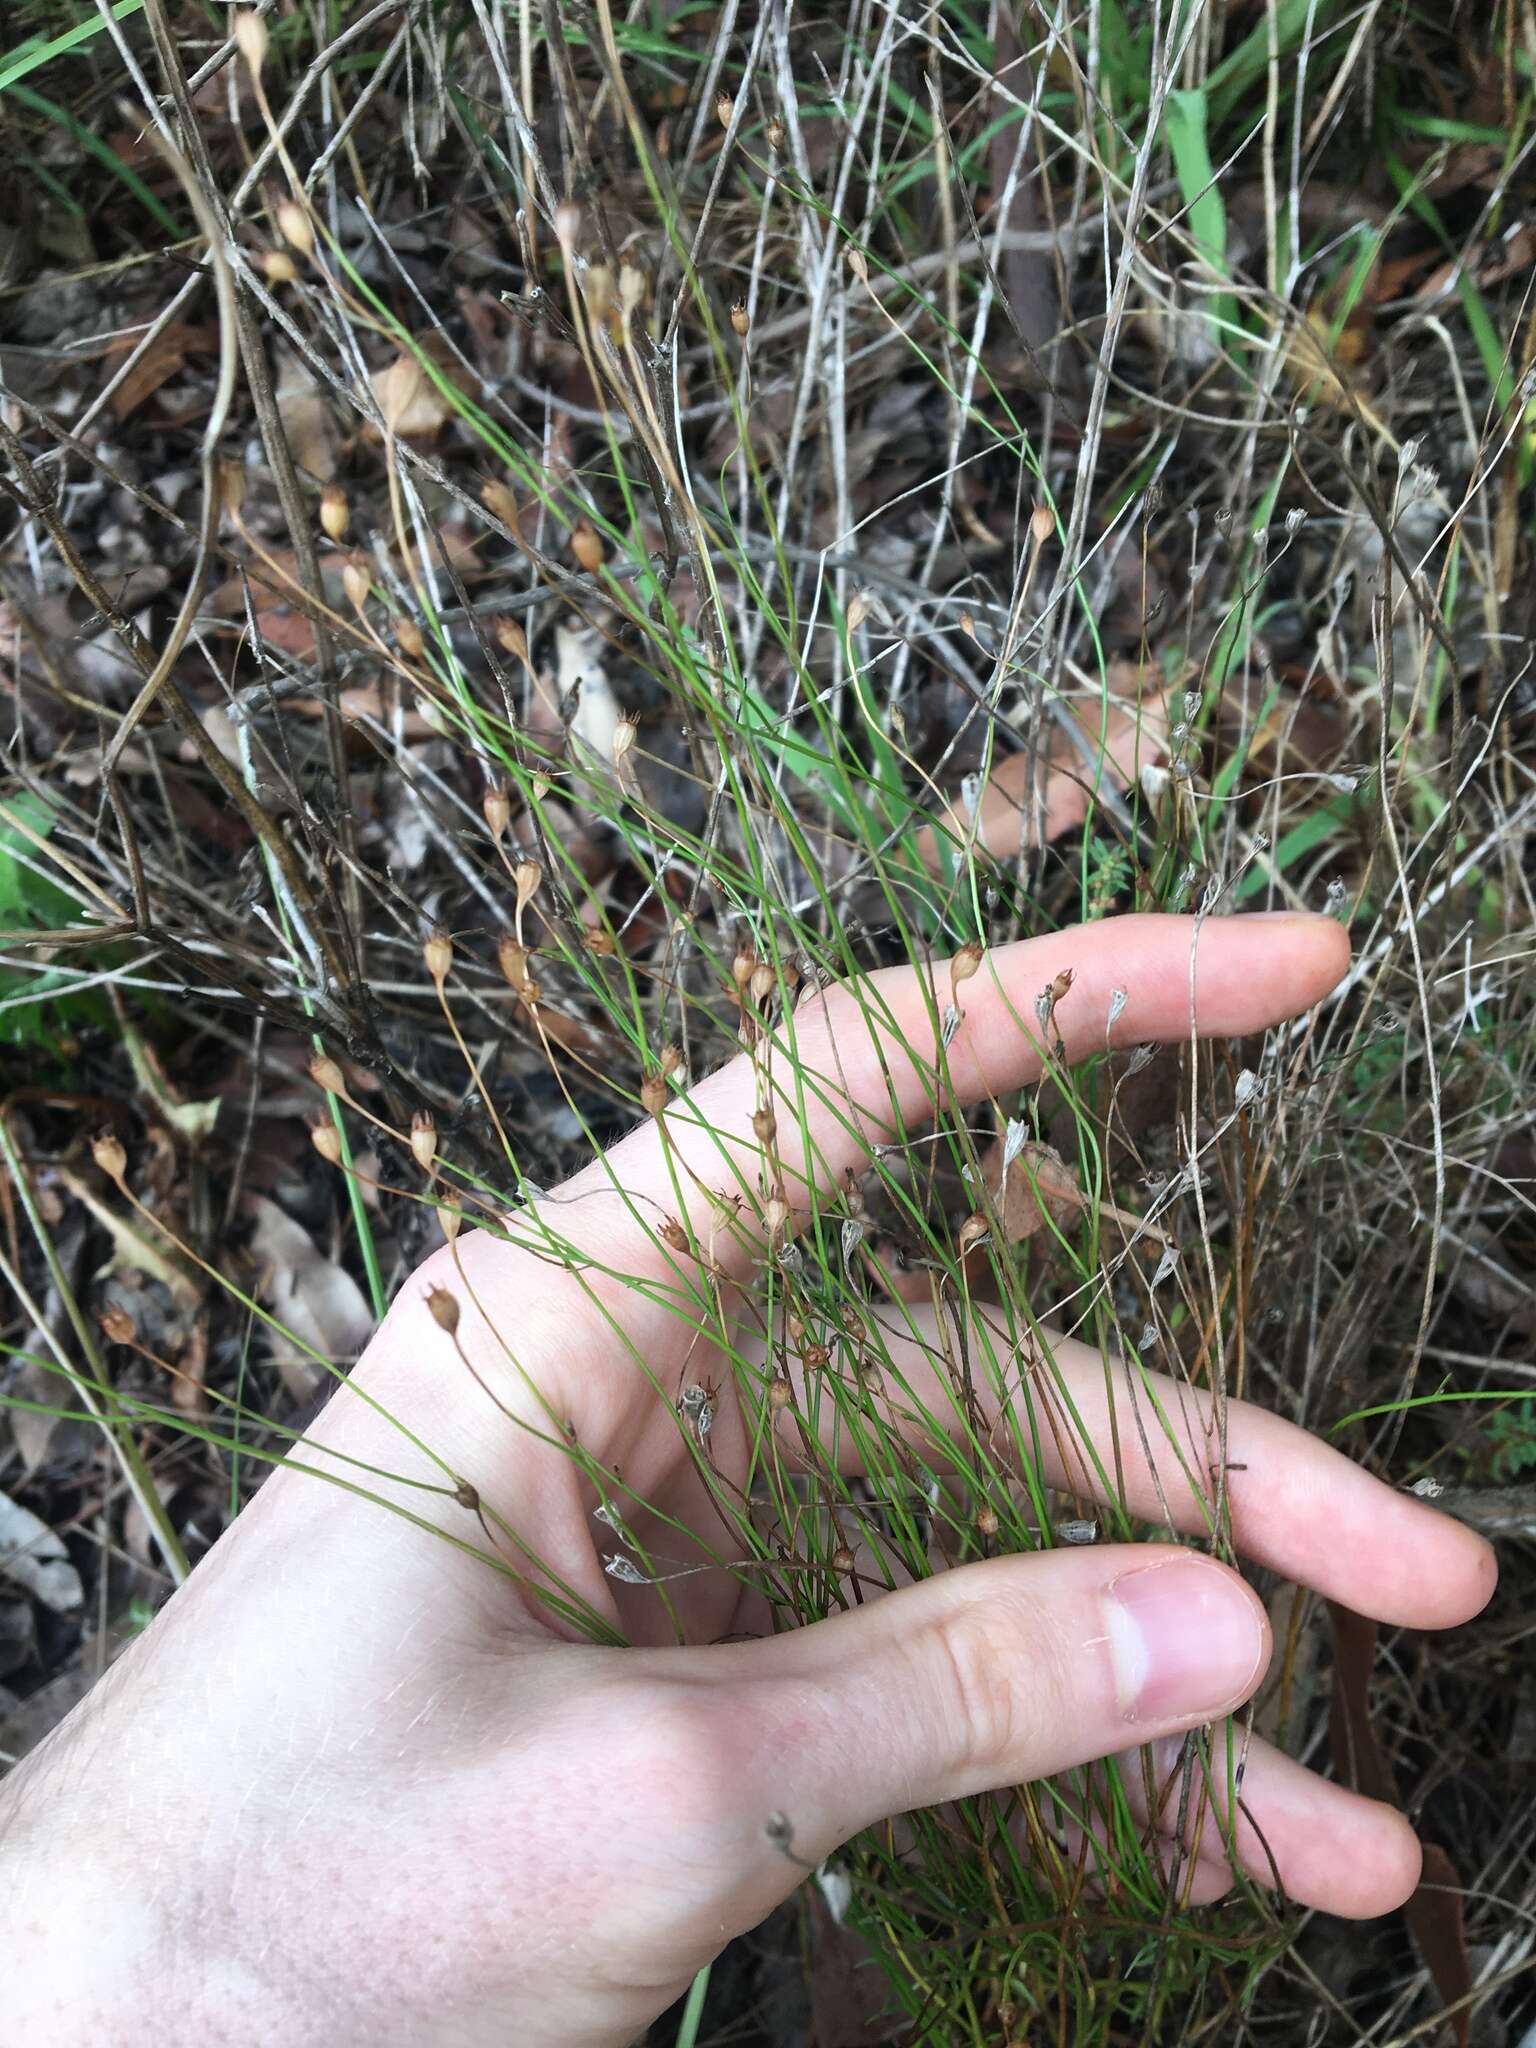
[6,915,1495,2048]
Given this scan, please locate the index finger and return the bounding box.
[557,910,1350,1282]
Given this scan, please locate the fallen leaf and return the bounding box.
[0,1487,84,1614]
[57,1168,202,1311]
[275,349,337,481]
[247,1195,374,1402]
[554,620,624,776]
[105,320,216,421]
[1328,1604,1471,2048]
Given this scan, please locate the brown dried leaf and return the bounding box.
[275,350,337,480]
[247,1195,374,1403]
[983,1137,1085,1244]
[1328,1604,1470,2048]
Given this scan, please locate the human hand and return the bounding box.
[0,913,1495,2048]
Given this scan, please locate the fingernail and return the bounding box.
[1104,1560,1265,1721]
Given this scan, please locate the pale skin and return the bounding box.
[0,913,1496,2047]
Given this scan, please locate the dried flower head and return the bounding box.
[422,929,453,987]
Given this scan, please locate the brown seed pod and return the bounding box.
[751,1105,777,1148]
[310,1118,343,1164]
[657,1217,690,1254]
[439,1195,463,1241]
[767,1373,793,1411]
[572,521,604,574]
[276,199,314,256]
[801,1344,830,1372]
[496,935,531,994]
[830,1546,856,1575]
[1030,501,1055,547]
[658,1043,683,1078]
[1048,967,1075,1006]
[261,247,298,285]
[481,478,521,531]
[640,1073,668,1119]
[319,483,349,543]
[493,614,528,662]
[425,1285,461,1335]
[951,940,984,992]
[730,298,750,338]
[957,1212,990,1256]
[394,617,425,659]
[715,90,734,128]
[514,860,542,918]
[422,929,453,986]
[765,116,785,149]
[99,1305,138,1346]
[234,10,268,74]
[308,1049,346,1096]
[483,785,510,842]
[976,1503,1000,1538]
[92,1131,127,1183]
[342,560,370,613]
[763,1195,792,1239]
[409,1112,436,1175]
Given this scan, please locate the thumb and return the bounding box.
[705,1545,1268,1892]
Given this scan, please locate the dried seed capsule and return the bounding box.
[261,247,298,285]
[751,1105,777,1148]
[496,935,530,993]
[308,1049,346,1095]
[764,1194,792,1238]
[319,483,348,542]
[715,90,733,128]
[766,1373,793,1411]
[730,298,749,338]
[310,1118,343,1164]
[409,1112,436,1175]
[425,1285,460,1335]
[493,614,528,662]
[99,1305,137,1345]
[439,1195,463,1241]
[276,199,314,256]
[657,1217,690,1253]
[514,860,542,917]
[765,116,785,149]
[572,521,604,574]
[422,929,453,986]
[830,1546,856,1575]
[481,477,520,530]
[1030,501,1055,546]
[658,1044,683,1078]
[92,1131,128,1182]
[951,940,984,991]
[640,1073,668,1119]
[957,1212,989,1256]
[394,617,425,659]
[234,10,268,75]
[976,1503,1000,1538]
[342,560,370,613]
[483,784,510,841]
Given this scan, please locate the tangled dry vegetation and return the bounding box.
[1,0,1534,2041]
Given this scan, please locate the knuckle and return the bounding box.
[924,1584,1053,1785]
